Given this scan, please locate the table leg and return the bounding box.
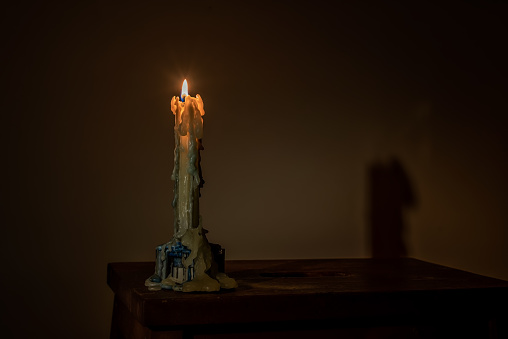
[110,295,184,339]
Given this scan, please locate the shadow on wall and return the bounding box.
[368,158,416,258]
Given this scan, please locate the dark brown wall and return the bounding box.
[2,1,507,338]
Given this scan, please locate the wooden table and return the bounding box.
[107,258,508,338]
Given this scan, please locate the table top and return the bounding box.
[107,258,508,328]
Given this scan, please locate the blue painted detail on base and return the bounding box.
[166,242,195,283]
[149,274,162,283]
[168,242,192,257]
[161,283,173,290]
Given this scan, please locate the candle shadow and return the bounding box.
[368,157,416,258]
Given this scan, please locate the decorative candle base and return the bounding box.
[145,219,237,292]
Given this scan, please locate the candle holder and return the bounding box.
[145,228,234,292]
[145,81,237,292]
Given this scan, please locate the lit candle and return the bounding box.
[146,80,237,292]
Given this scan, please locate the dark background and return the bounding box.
[2,1,507,338]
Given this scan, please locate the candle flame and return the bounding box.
[181,79,188,101]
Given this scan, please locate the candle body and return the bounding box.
[177,133,191,233]
[171,95,204,238]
